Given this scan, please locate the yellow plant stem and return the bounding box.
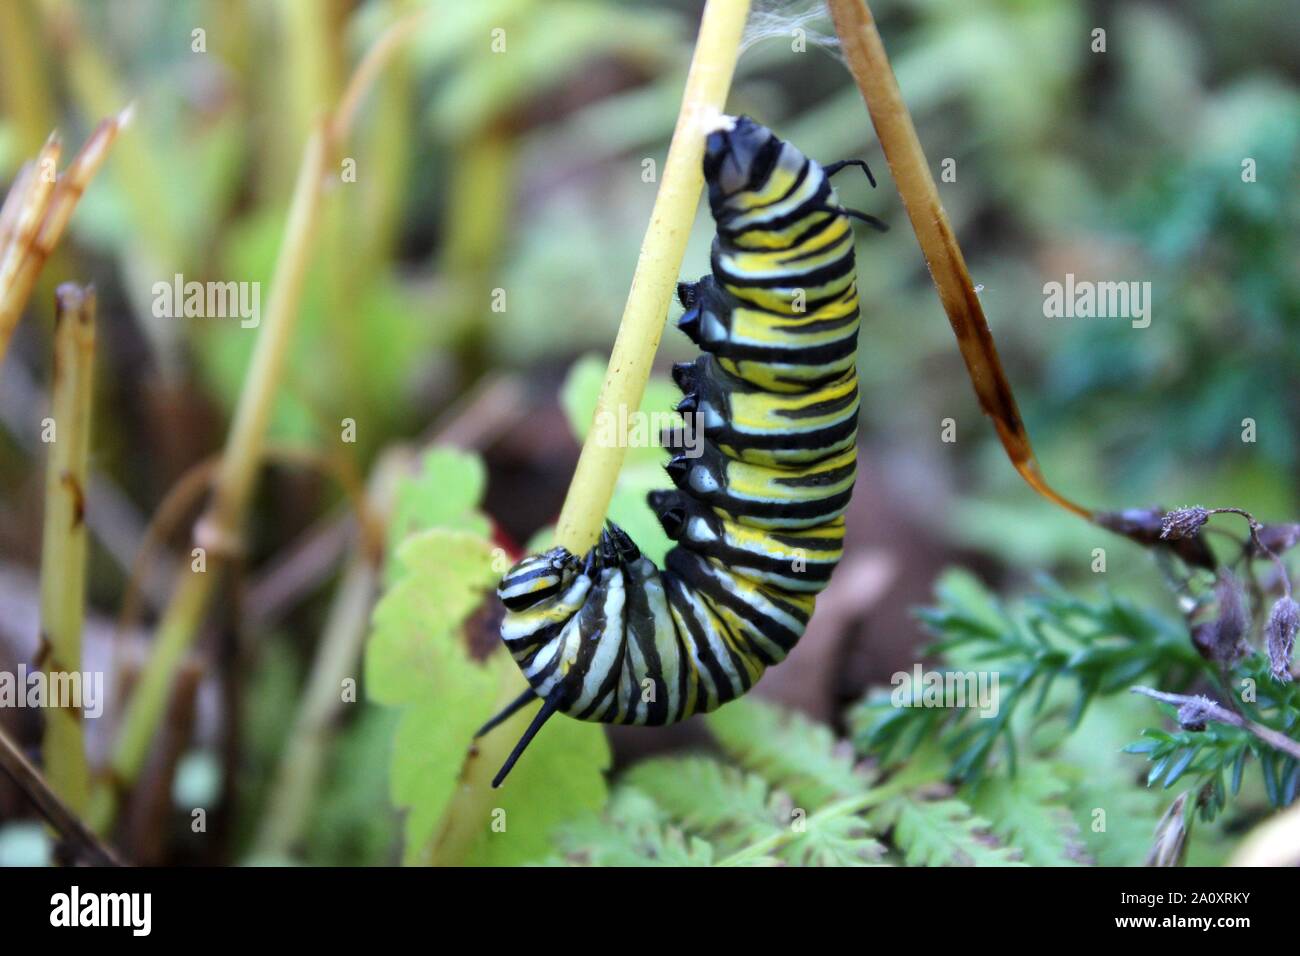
[38,284,96,817]
[422,0,751,866]
[825,0,1091,520]
[552,0,752,555]
[283,0,343,183]
[442,129,514,296]
[358,38,413,269]
[206,128,329,544]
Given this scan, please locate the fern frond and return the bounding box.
[852,570,1210,782]
[707,697,872,805]
[872,795,1024,867]
[550,789,716,866]
[625,757,778,853]
[963,763,1090,865]
[626,756,884,866]
[782,811,885,866]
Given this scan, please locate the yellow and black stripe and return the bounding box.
[485,116,877,786]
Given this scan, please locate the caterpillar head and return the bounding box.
[497,547,577,612]
[704,115,777,194]
[704,115,801,220]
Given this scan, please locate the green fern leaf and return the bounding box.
[707,697,871,805]
[963,763,1090,865]
[385,448,491,580]
[782,811,886,866]
[873,796,1024,866]
[550,790,716,866]
[624,757,776,853]
[626,756,884,866]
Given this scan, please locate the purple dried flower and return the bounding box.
[1191,570,1250,666]
[1160,507,1210,541]
[1176,698,1212,732]
[1094,507,1216,570]
[1266,596,1299,682]
[1252,523,1300,557]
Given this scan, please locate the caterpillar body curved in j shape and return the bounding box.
[481,116,881,786]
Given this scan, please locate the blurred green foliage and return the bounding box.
[3,0,1292,561]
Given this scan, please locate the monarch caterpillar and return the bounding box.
[483,116,881,786]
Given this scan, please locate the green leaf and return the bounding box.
[872,796,1024,867]
[367,529,497,706]
[624,756,882,866]
[456,671,611,867]
[550,789,715,867]
[386,448,492,577]
[624,757,777,854]
[707,697,870,806]
[369,444,609,864]
[366,529,500,858]
[963,763,1088,865]
[783,811,885,867]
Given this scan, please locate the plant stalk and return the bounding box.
[553,0,752,555]
[38,283,96,817]
[423,0,752,864]
[93,125,329,836]
[825,0,1091,521]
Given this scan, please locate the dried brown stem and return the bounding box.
[826,0,1090,520]
[0,109,127,369]
[0,723,123,866]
